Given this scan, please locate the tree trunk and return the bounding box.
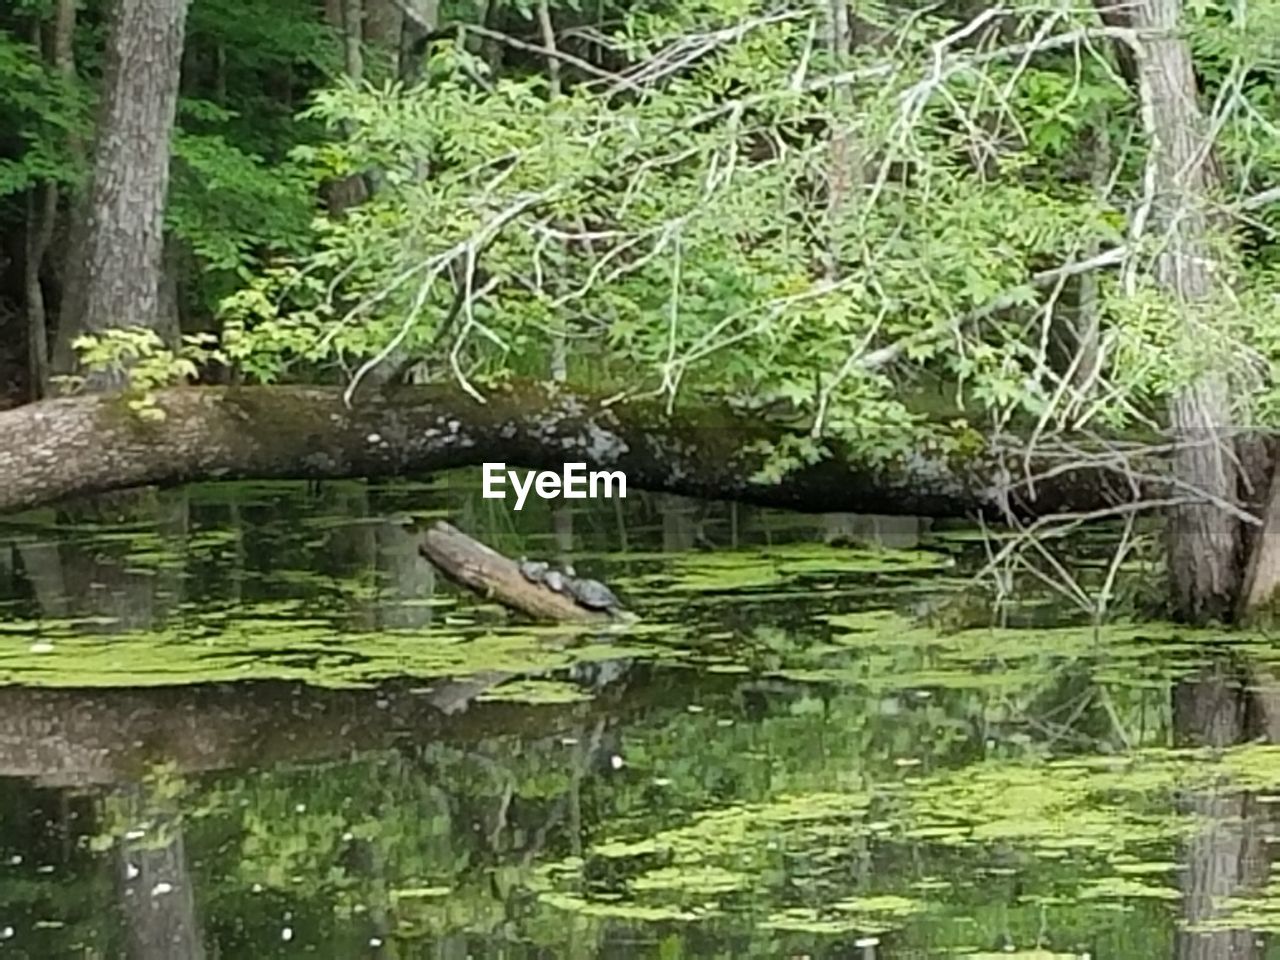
[52,0,190,384]
[0,383,1165,517]
[537,0,569,383]
[1070,122,1109,400]
[1132,0,1240,622]
[24,188,55,401]
[322,0,371,216]
[342,0,364,80]
[1239,460,1280,621]
[212,41,226,105]
[363,0,401,46]
[23,0,80,401]
[397,0,439,84]
[821,0,855,281]
[371,515,437,630]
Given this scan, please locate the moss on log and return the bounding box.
[0,381,1156,517]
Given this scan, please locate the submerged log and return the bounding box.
[0,381,1158,518]
[418,521,611,624]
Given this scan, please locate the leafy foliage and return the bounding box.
[9,0,1280,470]
[0,28,86,197]
[63,326,224,418]
[213,0,1280,471]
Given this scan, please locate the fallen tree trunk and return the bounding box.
[418,520,611,624]
[0,381,1158,517]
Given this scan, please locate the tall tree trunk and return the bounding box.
[158,234,184,337]
[1132,0,1240,622]
[51,0,190,385]
[212,41,226,105]
[342,0,364,80]
[372,516,437,630]
[24,0,80,400]
[24,188,55,401]
[322,0,370,216]
[821,0,854,281]
[397,0,439,84]
[537,0,569,383]
[1071,122,1109,400]
[363,0,401,46]
[1241,463,1280,620]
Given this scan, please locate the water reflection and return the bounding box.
[1174,662,1269,960]
[117,782,204,960]
[0,477,1273,957]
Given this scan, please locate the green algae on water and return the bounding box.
[476,678,594,705]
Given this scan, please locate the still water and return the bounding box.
[0,475,1276,958]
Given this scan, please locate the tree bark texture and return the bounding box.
[0,383,1161,517]
[1132,0,1241,622]
[52,0,189,381]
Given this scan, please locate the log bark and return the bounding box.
[0,382,1158,518]
[418,521,610,623]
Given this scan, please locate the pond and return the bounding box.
[0,474,1277,958]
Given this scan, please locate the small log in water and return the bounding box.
[417,520,610,624]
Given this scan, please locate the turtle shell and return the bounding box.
[518,559,549,583]
[567,577,621,611]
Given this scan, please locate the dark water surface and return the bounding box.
[0,475,1277,959]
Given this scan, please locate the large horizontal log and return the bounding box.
[0,381,1154,517]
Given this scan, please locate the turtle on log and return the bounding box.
[421,524,631,625]
[563,576,623,614]
[518,558,550,583]
[517,557,625,617]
